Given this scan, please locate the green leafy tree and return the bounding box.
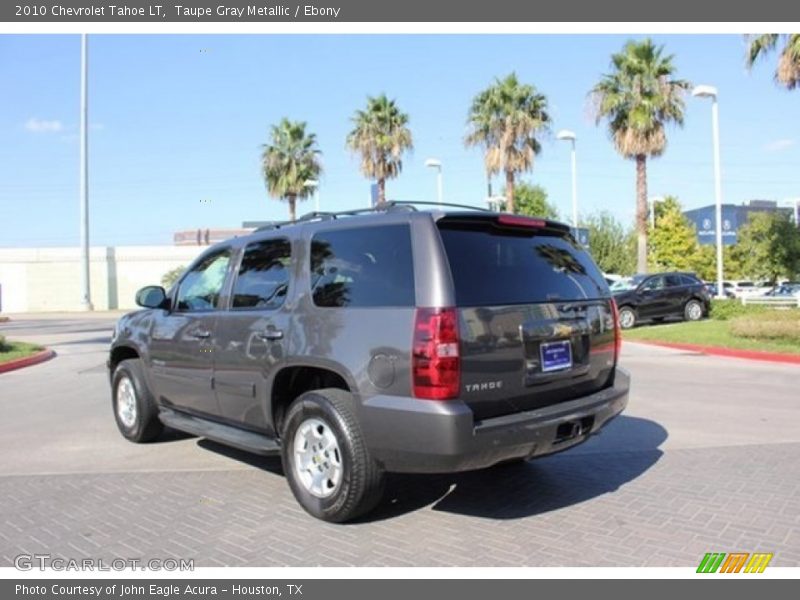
[591,39,690,274]
[346,94,413,206]
[465,73,551,214]
[584,211,637,276]
[161,265,186,289]
[261,118,323,222]
[746,34,800,90]
[648,196,704,274]
[498,182,559,219]
[732,212,800,282]
[694,244,746,282]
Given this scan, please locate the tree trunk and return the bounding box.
[635,155,648,273]
[505,170,515,214]
[377,178,386,206]
[288,195,297,222]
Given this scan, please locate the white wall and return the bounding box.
[0,246,205,313]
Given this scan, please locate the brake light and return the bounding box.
[497,214,546,228]
[412,307,460,400]
[611,298,622,363]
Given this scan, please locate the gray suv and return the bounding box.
[109,203,629,522]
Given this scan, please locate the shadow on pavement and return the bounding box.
[196,438,284,475]
[363,415,667,522]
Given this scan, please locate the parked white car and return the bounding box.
[724,280,772,299]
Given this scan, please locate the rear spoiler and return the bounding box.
[435,212,573,236]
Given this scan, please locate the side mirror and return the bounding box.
[135,285,169,309]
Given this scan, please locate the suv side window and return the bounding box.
[310,224,415,308]
[680,275,699,286]
[641,276,665,291]
[175,249,232,312]
[665,275,684,287]
[231,239,291,310]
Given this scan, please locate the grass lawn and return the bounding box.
[623,319,800,355]
[0,340,44,364]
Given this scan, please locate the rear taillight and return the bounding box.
[611,298,622,363]
[412,307,460,400]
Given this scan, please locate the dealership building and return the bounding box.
[682,200,798,245]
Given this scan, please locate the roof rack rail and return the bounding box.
[253,200,490,232]
[388,200,492,212]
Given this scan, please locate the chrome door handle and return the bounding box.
[257,328,284,341]
[191,329,211,339]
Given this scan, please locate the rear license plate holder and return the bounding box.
[540,340,573,372]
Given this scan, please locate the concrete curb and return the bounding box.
[0,348,56,374]
[629,340,800,365]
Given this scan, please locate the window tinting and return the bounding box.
[176,249,232,312]
[310,225,415,308]
[680,275,700,286]
[437,222,608,306]
[641,276,665,291]
[665,275,684,287]
[232,239,291,310]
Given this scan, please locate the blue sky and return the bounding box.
[1,34,798,247]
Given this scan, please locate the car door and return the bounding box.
[636,275,667,319]
[147,247,233,417]
[213,237,293,432]
[664,274,689,315]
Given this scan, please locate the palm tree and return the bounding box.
[261,118,322,222]
[746,34,800,90]
[465,73,551,214]
[346,94,413,206]
[591,39,689,273]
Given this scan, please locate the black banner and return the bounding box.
[2,0,800,22]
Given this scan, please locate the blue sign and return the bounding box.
[683,205,738,246]
[571,227,590,246]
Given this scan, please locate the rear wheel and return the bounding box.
[684,299,704,322]
[618,306,637,329]
[281,388,385,523]
[112,358,163,443]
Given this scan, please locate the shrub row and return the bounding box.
[709,299,767,321]
[730,310,800,341]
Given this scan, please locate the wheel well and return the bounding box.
[271,366,350,435]
[109,346,139,372]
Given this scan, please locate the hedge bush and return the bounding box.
[730,310,800,341]
[709,299,767,321]
[0,335,8,352]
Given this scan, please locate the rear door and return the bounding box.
[436,215,617,421]
[213,237,293,431]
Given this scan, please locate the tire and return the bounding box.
[684,299,704,322]
[112,358,164,443]
[618,306,637,329]
[281,388,385,523]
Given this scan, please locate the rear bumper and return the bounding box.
[359,368,630,473]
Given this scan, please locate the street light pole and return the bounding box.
[425,158,443,204]
[693,85,725,300]
[556,130,578,229]
[79,34,93,311]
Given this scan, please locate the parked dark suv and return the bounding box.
[108,203,629,522]
[611,272,710,329]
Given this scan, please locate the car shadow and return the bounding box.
[196,438,284,475]
[361,415,667,523]
[179,415,666,524]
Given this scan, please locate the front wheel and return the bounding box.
[618,306,637,329]
[112,358,163,443]
[684,299,704,322]
[281,389,385,523]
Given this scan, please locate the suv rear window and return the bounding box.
[310,224,415,308]
[438,221,608,306]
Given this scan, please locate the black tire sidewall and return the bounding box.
[281,392,361,522]
[619,306,636,329]
[685,300,702,321]
[112,359,158,442]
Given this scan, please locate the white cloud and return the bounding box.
[764,138,795,153]
[24,117,63,133]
